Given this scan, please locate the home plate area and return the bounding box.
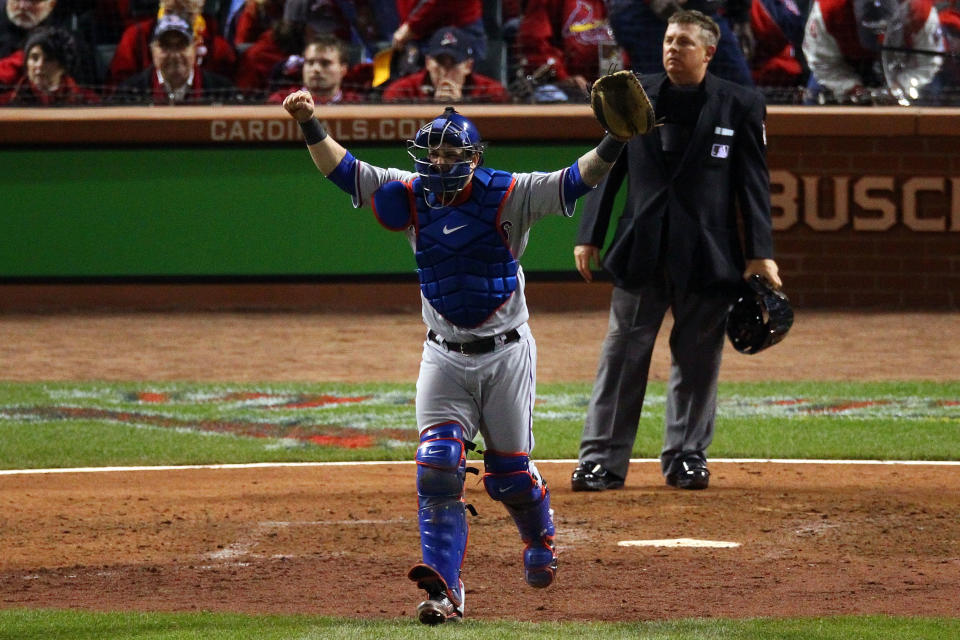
[618,538,741,548]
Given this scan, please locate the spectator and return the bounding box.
[107,0,236,86]
[382,25,508,103]
[222,0,249,44]
[225,0,284,47]
[802,0,943,104]
[0,0,100,87]
[500,1,525,59]
[516,0,619,103]
[234,0,391,98]
[884,0,957,104]
[267,33,365,103]
[390,0,484,76]
[91,0,140,47]
[604,0,755,85]
[283,0,392,59]
[747,0,808,92]
[111,14,239,104]
[1,0,59,58]
[232,19,301,96]
[931,4,960,103]
[0,25,98,103]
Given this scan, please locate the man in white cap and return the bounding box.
[114,14,238,104]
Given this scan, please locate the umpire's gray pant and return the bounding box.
[577,280,731,480]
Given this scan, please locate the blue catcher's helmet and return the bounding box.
[406,107,486,207]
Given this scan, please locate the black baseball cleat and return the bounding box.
[665,456,710,490]
[409,566,464,625]
[571,462,624,492]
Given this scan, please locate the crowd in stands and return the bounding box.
[0,0,957,106]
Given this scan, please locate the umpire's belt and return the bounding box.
[427,329,521,355]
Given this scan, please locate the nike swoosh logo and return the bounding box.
[442,224,467,235]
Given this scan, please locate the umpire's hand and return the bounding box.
[574,244,602,283]
[744,258,782,290]
[283,90,315,123]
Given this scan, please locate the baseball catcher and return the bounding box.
[282,86,651,624]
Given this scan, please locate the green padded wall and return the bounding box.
[1,144,616,278]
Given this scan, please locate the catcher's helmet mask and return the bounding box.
[726,274,794,354]
[407,106,487,208]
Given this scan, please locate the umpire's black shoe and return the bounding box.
[665,456,710,490]
[571,462,624,492]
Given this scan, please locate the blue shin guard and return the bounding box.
[482,451,557,588]
[407,423,468,606]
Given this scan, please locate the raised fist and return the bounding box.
[283,90,315,123]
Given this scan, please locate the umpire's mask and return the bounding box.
[726,274,795,354]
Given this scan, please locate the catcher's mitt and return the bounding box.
[590,70,656,139]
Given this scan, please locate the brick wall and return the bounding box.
[764,108,960,309]
[771,227,959,308]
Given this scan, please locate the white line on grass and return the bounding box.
[1,458,959,476]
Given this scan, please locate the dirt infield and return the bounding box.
[1,310,959,621]
[2,309,959,383]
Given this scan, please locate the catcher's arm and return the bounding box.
[576,144,624,186]
[283,90,347,175]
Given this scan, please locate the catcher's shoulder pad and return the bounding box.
[590,70,656,139]
[372,180,415,231]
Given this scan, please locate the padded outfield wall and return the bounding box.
[1,105,958,310]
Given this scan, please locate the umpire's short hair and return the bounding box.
[668,10,721,49]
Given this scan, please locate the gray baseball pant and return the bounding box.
[577,281,730,480]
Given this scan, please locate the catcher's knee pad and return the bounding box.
[482,451,554,539]
[482,451,546,506]
[415,422,466,508]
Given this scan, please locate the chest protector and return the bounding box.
[414,167,517,328]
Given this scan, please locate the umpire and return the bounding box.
[571,10,782,492]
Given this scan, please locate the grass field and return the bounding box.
[1,380,958,469]
[1,380,958,639]
[1,610,959,640]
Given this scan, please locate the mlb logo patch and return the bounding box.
[711,144,729,158]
